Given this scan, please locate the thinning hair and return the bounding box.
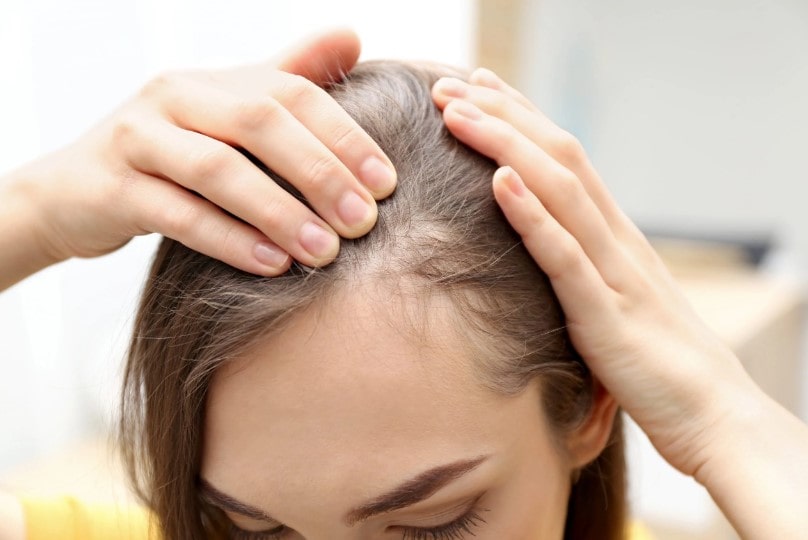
[120,60,626,540]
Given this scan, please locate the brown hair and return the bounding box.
[120,60,626,540]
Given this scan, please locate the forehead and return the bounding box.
[201,286,538,503]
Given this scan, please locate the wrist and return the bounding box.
[0,159,66,290]
[690,375,770,485]
[648,343,758,478]
[690,379,808,538]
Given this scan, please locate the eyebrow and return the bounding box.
[198,454,489,528]
[199,478,281,524]
[343,455,490,525]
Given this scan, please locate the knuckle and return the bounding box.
[159,200,199,238]
[110,114,140,146]
[275,73,320,106]
[522,203,549,232]
[328,123,362,156]
[188,145,233,182]
[234,97,283,131]
[556,237,583,269]
[217,224,243,261]
[301,153,343,191]
[554,170,583,203]
[256,194,290,232]
[553,131,585,163]
[139,70,183,100]
[539,235,582,279]
[485,88,511,116]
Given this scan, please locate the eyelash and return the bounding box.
[400,507,488,540]
[227,523,284,540]
[226,507,488,540]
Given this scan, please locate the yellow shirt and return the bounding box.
[21,497,159,540]
[21,496,655,539]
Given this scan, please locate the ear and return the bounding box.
[564,377,620,469]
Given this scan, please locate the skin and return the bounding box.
[1,30,808,540]
[0,28,395,539]
[201,287,616,539]
[432,70,808,538]
[0,28,396,292]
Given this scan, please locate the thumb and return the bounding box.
[275,27,361,85]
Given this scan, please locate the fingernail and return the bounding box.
[502,167,526,196]
[337,191,374,228]
[359,156,397,194]
[254,241,289,268]
[434,77,468,98]
[451,100,482,121]
[299,221,338,259]
[472,67,503,89]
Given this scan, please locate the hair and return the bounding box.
[120,60,626,540]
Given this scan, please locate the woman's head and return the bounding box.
[121,60,625,540]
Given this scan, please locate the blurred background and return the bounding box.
[0,0,805,538]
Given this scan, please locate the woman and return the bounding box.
[0,29,806,540]
[121,58,625,540]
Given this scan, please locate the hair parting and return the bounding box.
[120,59,626,540]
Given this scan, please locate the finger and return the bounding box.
[468,67,538,112]
[209,28,361,91]
[126,171,292,276]
[122,117,340,267]
[438,71,658,264]
[492,166,614,323]
[433,76,626,232]
[274,27,361,85]
[270,71,397,198]
[151,75,381,239]
[454,73,660,267]
[149,68,396,201]
[442,100,628,288]
[203,65,398,197]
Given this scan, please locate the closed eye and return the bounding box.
[203,454,492,539]
[227,522,287,540]
[397,501,489,540]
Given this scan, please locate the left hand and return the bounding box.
[430,70,757,479]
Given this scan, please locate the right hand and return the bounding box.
[12,28,396,276]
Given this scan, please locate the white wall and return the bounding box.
[4,0,806,533]
[0,0,476,472]
[519,0,808,275]
[515,0,808,534]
